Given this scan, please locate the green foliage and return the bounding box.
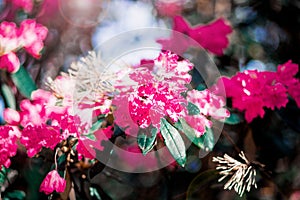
[3,190,26,200]
[160,118,186,167]
[1,84,16,109]
[175,118,215,151]
[84,119,104,140]
[225,112,243,125]
[137,126,158,155]
[187,102,201,115]
[11,66,37,99]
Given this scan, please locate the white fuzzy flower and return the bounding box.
[212,151,258,197]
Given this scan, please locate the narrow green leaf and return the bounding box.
[224,112,242,125]
[187,102,200,115]
[90,187,102,200]
[84,119,104,140]
[175,118,215,151]
[0,166,7,186]
[3,190,26,200]
[175,118,205,149]
[160,118,186,167]
[1,84,16,109]
[11,66,37,99]
[203,127,215,151]
[137,126,158,155]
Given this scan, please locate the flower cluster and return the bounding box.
[0,126,18,168]
[113,51,229,139]
[185,89,230,136]
[218,60,300,122]
[113,51,193,134]
[0,19,48,73]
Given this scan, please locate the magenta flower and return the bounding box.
[39,170,66,195]
[113,51,192,134]
[158,16,232,55]
[20,124,61,157]
[218,61,300,122]
[0,19,48,73]
[0,126,18,168]
[19,19,48,58]
[185,89,230,136]
[8,0,34,13]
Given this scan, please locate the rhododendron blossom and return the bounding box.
[158,16,232,55]
[113,51,193,134]
[185,89,230,136]
[0,126,18,168]
[0,19,48,73]
[6,0,34,13]
[39,170,66,195]
[218,61,300,122]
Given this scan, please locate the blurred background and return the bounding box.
[1,0,300,199]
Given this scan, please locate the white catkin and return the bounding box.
[212,151,258,197]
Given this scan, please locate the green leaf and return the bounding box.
[0,166,7,186]
[196,83,206,91]
[203,127,215,151]
[137,126,158,155]
[175,118,205,149]
[175,118,215,151]
[11,66,37,99]
[160,118,186,167]
[1,84,16,109]
[3,190,26,200]
[186,169,219,199]
[187,102,200,115]
[225,112,242,125]
[90,187,102,200]
[84,119,104,140]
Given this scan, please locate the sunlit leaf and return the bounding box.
[187,102,200,115]
[84,119,104,140]
[137,126,158,155]
[175,118,215,151]
[160,118,186,167]
[1,84,16,109]
[224,112,243,125]
[11,66,37,99]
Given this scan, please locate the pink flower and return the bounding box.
[0,52,20,73]
[155,0,184,17]
[20,124,61,157]
[39,170,66,195]
[218,61,300,122]
[8,0,34,13]
[114,51,191,134]
[184,89,229,136]
[0,126,18,168]
[158,16,232,55]
[4,108,20,125]
[19,19,48,58]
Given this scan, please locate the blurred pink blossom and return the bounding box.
[39,170,66,195]
[158,16,232,55]
[8,0,34,13]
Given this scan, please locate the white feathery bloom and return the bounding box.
[212,151,257,197]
